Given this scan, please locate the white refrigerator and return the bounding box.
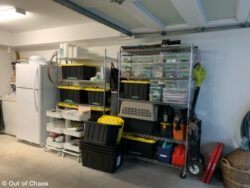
[16,63,56,145]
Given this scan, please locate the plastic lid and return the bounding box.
[84,88,110,92]
[97,115,124,126]
[122,133,157,144]
[121,80,150,84]
[58,86,81,90]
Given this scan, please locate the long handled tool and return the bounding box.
[181,63,206,178]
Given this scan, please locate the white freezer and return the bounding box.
[16,64,42,90]
[16,88,41,144]
[16,63,57,145]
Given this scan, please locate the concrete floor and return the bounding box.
[0,134,223,188]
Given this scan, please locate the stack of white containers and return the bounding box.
[59,43,88,59]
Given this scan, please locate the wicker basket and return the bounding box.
[227,149,250,170]
[221,158,250,188]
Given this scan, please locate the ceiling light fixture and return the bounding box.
[0,7,26,22]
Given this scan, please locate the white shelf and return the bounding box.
[46,109,63,118]
[63,129,84,138]
[46,140,64,149]
[62,109,90,121]
[46,123,65,134]
[63,143,80,152]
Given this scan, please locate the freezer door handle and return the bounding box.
[33,68,38,112]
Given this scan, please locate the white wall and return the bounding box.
[0,47,12,97]
[170,29,250,153]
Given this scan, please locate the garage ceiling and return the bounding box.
[0,0,92,33]
[54,0,250,36]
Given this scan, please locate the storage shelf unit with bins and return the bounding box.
[57,51,111,120]
[45,109,87,161]
[118,45,197,175]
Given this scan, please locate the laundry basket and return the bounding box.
[221,149,250,188]
[222,158,250,188]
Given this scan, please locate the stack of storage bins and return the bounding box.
[59,64,111,121]
[81,115,124,173]
[162,53,191,105]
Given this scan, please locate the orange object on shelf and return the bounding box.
[172,144,186,167]
[173,123,187,141]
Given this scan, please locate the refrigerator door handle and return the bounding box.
[33,68,38,112]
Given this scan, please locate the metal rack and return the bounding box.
[118,45,197,177]
[57,49,110,117]
[45,110,85,162]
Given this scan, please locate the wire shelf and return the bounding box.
[126,155,184,170]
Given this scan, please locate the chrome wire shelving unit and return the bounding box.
[118,45,198,177]
[56,49,110,116]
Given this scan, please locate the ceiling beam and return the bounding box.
[118,0,164,31]
[236,0,250,23]
[171,0,207,27]
[53,0,133,36]
[206,19,238,27]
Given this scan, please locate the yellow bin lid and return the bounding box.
[97,115,124,126]
[121,80,150,84]
[122,133,157,144]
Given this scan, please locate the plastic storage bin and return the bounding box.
[90,110,109,121]
[84,116,124,146]
[59,87,87,104]
[150,80,163,102]
[61,65,97,80]
[122,117,159,134]
[162,88,188,105]
[97,115,124,144]
[172,144,186,167]
[121,80,150,100]
[132,55,152,64]
[122,134,157,159]
[121,63,132,78]
[85,88,110,106]
[152,63,164,78]
[62,109,90,121]
[157,143,173,164]
[131,63,153,78]
[80,142,123,173]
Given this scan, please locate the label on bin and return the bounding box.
[159,154,167,158]
[116,155,121,167]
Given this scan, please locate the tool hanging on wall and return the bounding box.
[48,51,63,86]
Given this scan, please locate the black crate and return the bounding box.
[90,110,109,121]
[122,81,149,100]
[59,89,88,104]
[62,66,97,80]
[122,138,156,159]
[87,90,110,106]
[122,117,159,135]
[84,122,122,146]
[80,142,123,173]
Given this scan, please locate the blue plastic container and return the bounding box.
[157,143,173,164]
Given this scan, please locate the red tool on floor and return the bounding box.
[201,143,224,183]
